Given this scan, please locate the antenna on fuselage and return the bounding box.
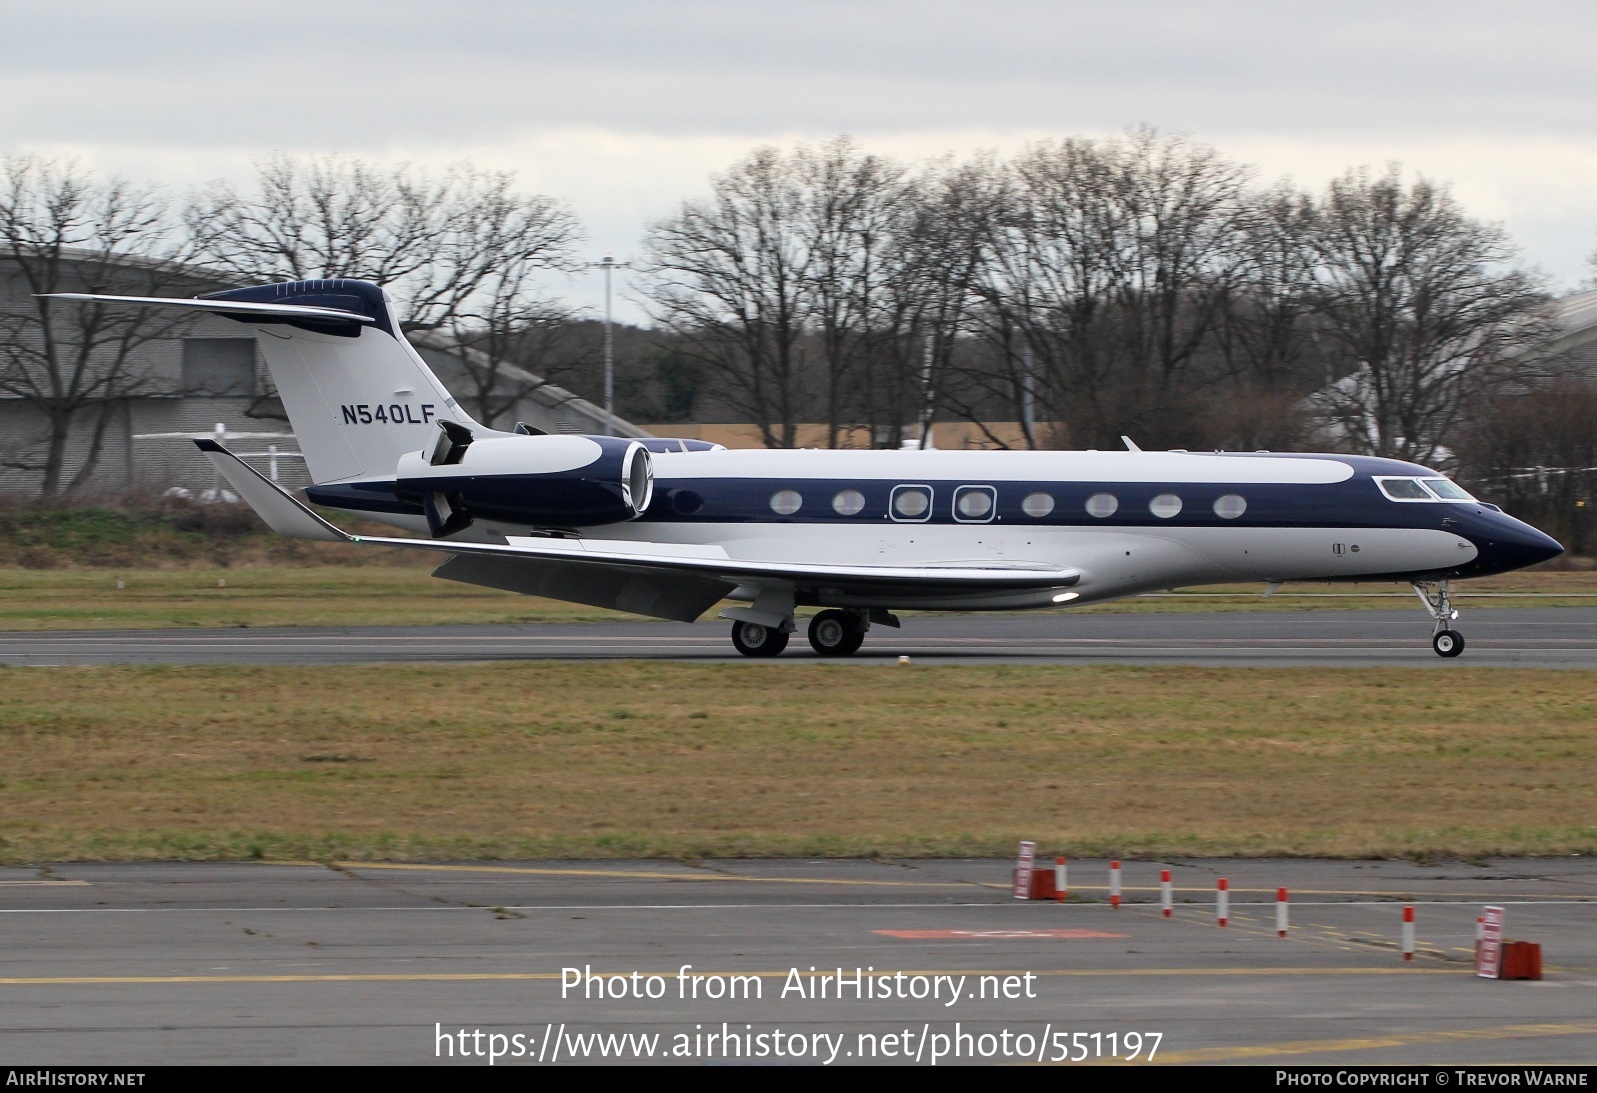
[1121,435,1142,452]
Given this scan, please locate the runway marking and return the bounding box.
[0,881,89,887]
[1154,1020,1597,1064]
[329,861,968,888]
[874,929,1128,939]
[0,967,1468,987]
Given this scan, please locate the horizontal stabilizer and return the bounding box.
[38,293,375,324]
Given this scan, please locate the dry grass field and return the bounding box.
[0,566,1593,631]
[1,662,1593,863]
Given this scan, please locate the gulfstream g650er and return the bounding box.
[54,279,1564,658]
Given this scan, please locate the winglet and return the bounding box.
[1121,435,1142,452]
[193,439,351,543]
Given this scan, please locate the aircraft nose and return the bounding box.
[1470,516,1564,575]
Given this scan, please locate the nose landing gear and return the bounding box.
[1414,580,1465,658]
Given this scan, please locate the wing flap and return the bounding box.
[433,554,733,623]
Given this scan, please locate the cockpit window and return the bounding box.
[1422,477,1473,501]
[1377,477,1432,501]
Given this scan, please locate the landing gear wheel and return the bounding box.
[731,621,789,657]
[807,610,865,656]
[1432,629,1465,658]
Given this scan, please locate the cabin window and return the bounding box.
[1022,492,1054,518]
[953,485,996,522]
[770,489,803,515]
[1085,492,1118,518]
[1422,478,1473,501]
[1213,494,1247,519]
[1376,477,1432,501]
[1149,493,1183,519]
[891,485,933,522]
[832,489,865,516]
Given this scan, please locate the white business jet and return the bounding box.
[52,280,1564,658]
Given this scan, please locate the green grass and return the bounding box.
[2,662,1594,862]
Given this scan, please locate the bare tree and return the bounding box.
[642,146,815,448]
[886,156,1005,447]
[188,155,583,331]
[0,156,204,496]
[977,131,1252,448]
[794,137,908,447]
[1303,165,1550,466]
[1456,376,1597,554]
[1213,183,1321,394]
[439,297,584,429]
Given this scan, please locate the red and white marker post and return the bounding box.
[1012,841,1036,901]
[1217,878,1229,927]
[1160,869,1173,918]
[1055,857,1067,902]
[1276,888,1289,937]
[1477,906,1504,978]
[1401,905,1415,961]
[1110,860,1122,910]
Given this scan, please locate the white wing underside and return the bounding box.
[196,440,1080,621]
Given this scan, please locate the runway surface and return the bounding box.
[2,607,1594,667]
[2,858,1594,1066]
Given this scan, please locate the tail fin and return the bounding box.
[197,280,481,483]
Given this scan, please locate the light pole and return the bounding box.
[1021,342,1036,449]
[586,254,631,436]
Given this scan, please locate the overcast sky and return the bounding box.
[6,0,1595,321]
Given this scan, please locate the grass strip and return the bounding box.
[1,662,1594,862]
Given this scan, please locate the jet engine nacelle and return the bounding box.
[395,425,654,535]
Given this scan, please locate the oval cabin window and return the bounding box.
[1149,493,1183,519]
[770,489,803,515]
[1213,494,1247,519]
[1085,493,1119,518]
[893,488,931,518]
[954,486,995,521]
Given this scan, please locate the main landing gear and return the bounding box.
[807,609,867,657]
[1413,580,1465,658]
[729,609,873,658]
[730,619,790,657]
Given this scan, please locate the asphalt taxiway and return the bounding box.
[2,858,1594,1066]
[1,607,1594,668]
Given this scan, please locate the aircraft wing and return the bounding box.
[196,440,1080,618]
